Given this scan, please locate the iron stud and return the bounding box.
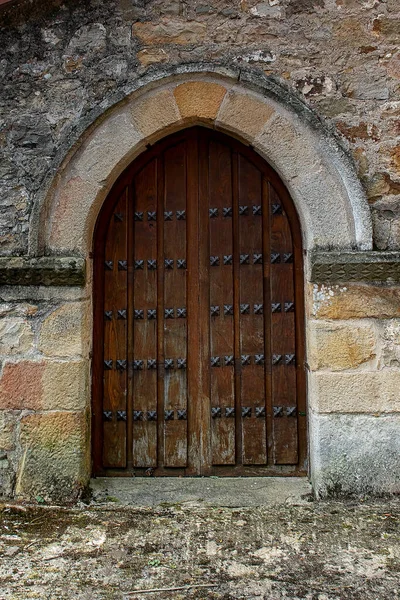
[224,304,233,316]
[164,211,173,221]
[285,353,296,365]
[104,310,113,320]
[114,212,123,222]
[177,409,187,420]
[209,208,218,218]
[271,253,280,264]
[210,305,220,317]
[272,354,282,365]
[165,308,174,319]
[147,410,157,421]
[134,260,144,270]
[103,410,113,421]
[133,410,143,421]
[147,259,157,270]
[254,304,263,314]
[165,258,174,269]
[165,410,174,421]
[223,255,232,265]
[224,355,234,366]
[176,210,186,220]
[104,360,113,370]
[283,253,293,263]
[253,205,262,216]
[147,211,156,221]
[134,211,143,221]
[177,307,187,318]
[272,203,282,215]
[165,359,174,370]
[147,359,157,369]
[211,356,220,367]
[272,303,281,313]
[240,254,250,265]
[116,359,127,371]
[210,256,220,267]
[105,261,113,270]
[117,410,127,421]
[241,355,251,366]
[253,253,263,264]
[177,259,186,269]
[177,358,187,369]
[285,302,295,312]
[239,205,248,215]
[242,407,252,418]
[147,309,157,320]
[286,406,297,417]
[117,309,127,320]
[255,407,265,418]
[211,407,221,418]
[134,309,144,320]
[223,207,232,217]
[273,406,284,418]
[240,304,250,314]
[133,360,144,370]
[255,354,265,365]
[225,407,235,418]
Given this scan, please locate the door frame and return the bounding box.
[91,126,307,477]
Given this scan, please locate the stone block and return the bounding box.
[174,82,227,121]
[130,89,181,139]
[310,283,400,319]
[216,90,275,141]
[17,411,89,501]
[0,359,88,411]
[310,371,400,413]
[137,48,169,66]
[39,302,88,358]
[377,319,400,368]
[0,411,17,451]
[310,412,400,496]
[308,321,376,371]
[132,20,207,45]
[0,318,34,356]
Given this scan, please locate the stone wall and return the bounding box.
[0,0,399,501]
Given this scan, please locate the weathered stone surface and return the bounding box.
[308,321,376,371]
[310,413,400,496]
[0,360,88,411]
[0,411,17,451]
[137,48,169,66]
[377,320,400,369]
[310,371,400,413]
[132,20,207,45]
[0,257,85,286]
[174,82,227,120]
[130,89,181,138]
[38,302,87,358]
[17,411,89,501]
[216,90,275,140]
[0,318,33,355]
[310,283,400,319]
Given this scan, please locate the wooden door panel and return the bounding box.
[94,127,306,476]
[102,190,128,468]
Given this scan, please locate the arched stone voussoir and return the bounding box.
[38,68,372,257]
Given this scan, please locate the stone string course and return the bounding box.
[0,0,399,500]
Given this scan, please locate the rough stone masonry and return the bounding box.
[0,0,399,501]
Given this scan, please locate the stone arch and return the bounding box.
[32,66,372,259]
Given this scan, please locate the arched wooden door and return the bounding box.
[92,127,306,476]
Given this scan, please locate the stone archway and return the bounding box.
[26,66,374,499]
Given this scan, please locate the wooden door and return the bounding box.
[92,128,307,476]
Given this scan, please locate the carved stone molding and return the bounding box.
[0,256,85,286]
[310,251,400,283]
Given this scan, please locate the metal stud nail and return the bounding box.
[134,309,144,320]
[147,309,157,320]
[255,407,265,418]
[165,410,174,421]
[283,253,293,263]
[254,304,263,314]
[114,212,123,222]
[209,208,218,218]
[103,410,113,421]
[165,258,174,269]
[285,354,296,365]
[240,304,250,314]
[223,255,232,265]
[271,303,281,313]
[133,410,143,421]
[147,211,156,221]
[253,205,262,216]
[225,407,235,418]
[134,260,144,270]
[285,302,295,312]
[224,304,233,316]
[104,310,113,320]
[239,205,248,215]
[242,407,252,418]
[271,253,280,264]
[210,256,219,267]
[177,307,187,319]
[177,409,187,420]
[134,211,143,221]
[286,406,297,417]
[255,354,265,365]
[104,360,113,370]
[177,358,187,369]
[272,204,282,215]
[223,207,232,217]
[117,410,127,421]
[165,359,174,370]
[117,309,127,320]
[147,410,157,421]
[176,210,186,220]
[241,355,251,366]
[211,407,221,418]
[211,356,220,367]
[116,359,127,371]
[253,253,263,264]
[210,305,220,317]
[240,254,250,265]
[105,261,113,270]
[224,355,234,366]
[147,359,157,370]
[133,360,144,370]
[147,259,157,270]
[177,259,186,269]
[165,308,174,319]
[273,406,283,418]
[164,211,173,221]
[272,354,282,365]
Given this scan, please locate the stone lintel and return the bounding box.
[310,251,400,283]
[0,257,85,287]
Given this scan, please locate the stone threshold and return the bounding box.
[0,252,399,287]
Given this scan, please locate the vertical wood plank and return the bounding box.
[163,142,188,467]
[132,160,158,467]
[103,189,128,468]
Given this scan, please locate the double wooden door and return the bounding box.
[92,127,306,476]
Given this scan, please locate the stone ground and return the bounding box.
[0,478,399,600]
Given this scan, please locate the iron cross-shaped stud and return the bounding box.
[211,305,220,317]
[134,211,143,221]
[209,208,218,218]
[176,307,187,318]
[147,309,157,320]
[253,205,262,216]
[133,410,143,421]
